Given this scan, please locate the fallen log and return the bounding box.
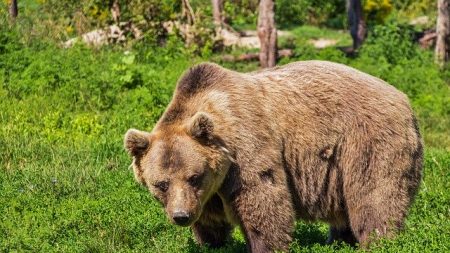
[419,32,437,49]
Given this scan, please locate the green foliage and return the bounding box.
[364,0,393,24]
[392,0,437,27]
[276,0,346,28]
[221,0,347,29]
[0,0,182,44]
[223,0,258,29]
[359,22,417,65]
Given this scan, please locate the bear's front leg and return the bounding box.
[192,221,232,248]
[229,180,295,252]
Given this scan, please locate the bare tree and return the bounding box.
[347,0,366,50]
[435,0,450,66]
[258,0,277,68]
[9,0,18,19]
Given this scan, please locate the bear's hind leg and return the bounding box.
[342,139,416,247]
[347,202,404,247]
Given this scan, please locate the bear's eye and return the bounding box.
[188,174,203,188]
[154,181,169,192]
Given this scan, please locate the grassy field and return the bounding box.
[1,21,449,252]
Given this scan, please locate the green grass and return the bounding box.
[1,22,449,252]
[288,25,352,47]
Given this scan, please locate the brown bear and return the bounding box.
[124,61,423,252]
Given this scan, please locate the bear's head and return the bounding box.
[124,112,232,227]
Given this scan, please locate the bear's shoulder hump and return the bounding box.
[176,63,225,96]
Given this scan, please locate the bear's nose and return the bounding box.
[173,211,191,226]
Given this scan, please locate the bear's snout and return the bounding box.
[172,210,191,226]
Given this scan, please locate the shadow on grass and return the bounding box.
[292,222,328,246]
[185,237,247,253]
[185,222,355,252]
[292,222,357,251]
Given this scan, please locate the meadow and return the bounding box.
[1,2,450,252]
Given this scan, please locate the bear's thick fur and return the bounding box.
[124,61,423,252]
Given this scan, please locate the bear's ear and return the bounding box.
[124,129,151,157]
[188,112,214,141]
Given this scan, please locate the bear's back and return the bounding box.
[248,60,408,105]
[242,60,414,135]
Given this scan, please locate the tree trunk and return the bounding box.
[182,0,196,25]
[110,0,121,24]
[435,0,450,66]
[211,0,241,42]
[9,0,18,19]
[347,0,366,50]
[211,0,223,28]
[211,0,224,39]
[258,0,277,68]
